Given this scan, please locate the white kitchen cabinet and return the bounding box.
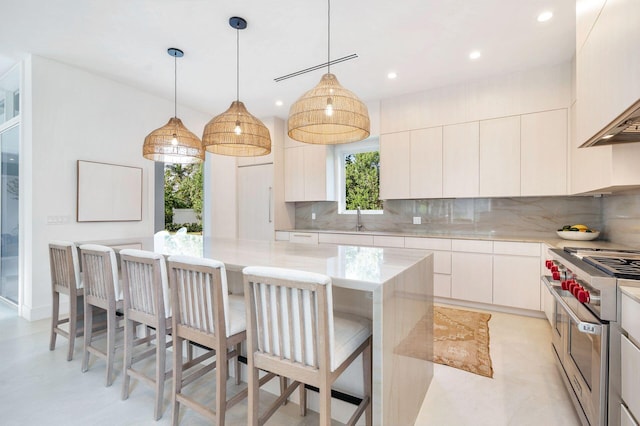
[284,146,304,201]
[284,144,335,202]
[237,150,274,167]
[289,232,319,244]
[237,164,274,241]
[479,116,520,197]
[434,274,452,298]
[405,237,451,298]
[379,132,411,199]
[493,254,541,311]
[451,251,492,304]
[380,127,443,199]
[410,127,443,198]
[373,235,404,248]
[521,109,568,196]
[576,0,640,147]
[274,231,290,241]
[621,334,640,422]
[443,122,479,198]
[318,233,373,246]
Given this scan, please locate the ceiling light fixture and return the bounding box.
[202,17,271,157]
[537,11,553,22]
[143,48,204,164]
[275,100,284,107]
[469,50,481,60]
[287,0,370,145]
[387,72,398,80]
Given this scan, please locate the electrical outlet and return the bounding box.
[47,215,70,225]
[413,216,421,225]
[312,212,316,220]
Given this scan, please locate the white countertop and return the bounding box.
[280,228,633,250]
[86,236,431,292]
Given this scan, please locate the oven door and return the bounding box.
[547,281,608,426]
[543,276,567,364]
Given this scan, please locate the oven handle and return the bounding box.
[542,276,602,335]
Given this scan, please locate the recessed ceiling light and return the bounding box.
[469,50,481,60]
[387,72,397,80]
[601,134,614,139]
[537,11,553,22]
[9,157,15,161]
[275,100,283,107]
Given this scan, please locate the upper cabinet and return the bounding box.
[521,109,568,196]
[379,127,443,199]
[283,136,335,202]
[479,116,520,197]
[443,122,479,198]
[576,0,640,147]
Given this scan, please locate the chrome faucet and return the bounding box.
[356,207,363,232]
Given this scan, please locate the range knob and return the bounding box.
[577,289,591,303]
[552,271,561,280]
[551,265,559,273]
[545,260,553,269]
[569,281,580,294]
[561,280,571,291]
[572,284,584,298]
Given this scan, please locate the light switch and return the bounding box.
[312,213,316,220]
[413,216,421,225]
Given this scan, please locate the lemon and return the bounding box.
[572,224,588,231]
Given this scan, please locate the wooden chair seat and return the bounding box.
[120,249,173,420]
[167,255,247,425]
[79,244,124,387]
[49,241,83,361]
[243,266,372,426]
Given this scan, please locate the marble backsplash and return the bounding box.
[295,197,605,239]
[602,189,640,248]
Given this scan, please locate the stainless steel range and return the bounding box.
[542,246,640,426]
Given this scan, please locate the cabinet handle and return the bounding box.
[268,187,273,223]
[293,234,312,238]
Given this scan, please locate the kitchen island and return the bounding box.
[88,236,434,425]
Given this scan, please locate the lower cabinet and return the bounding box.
[493,255,541,310]
[451,252,493,304]
[278,231,544,311]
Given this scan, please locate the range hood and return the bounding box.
[581,99,640,147]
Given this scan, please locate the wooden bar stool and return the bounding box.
[120,249,172,420]
[79,244,123,386]
[243,266,373,426]
[48,241,83,361]
[167,255,247,425]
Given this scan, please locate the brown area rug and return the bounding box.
[395,305,493,378]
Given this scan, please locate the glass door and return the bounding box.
[0,124,19,304]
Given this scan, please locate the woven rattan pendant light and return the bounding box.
[287,0,370,145]
[143,48,204,164]
[202,17,271,157]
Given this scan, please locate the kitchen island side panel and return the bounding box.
[377,254,434,425]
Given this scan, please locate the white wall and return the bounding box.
[380,62,571,134]
[20,55,210,320]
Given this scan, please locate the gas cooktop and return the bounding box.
[563,246,640,280]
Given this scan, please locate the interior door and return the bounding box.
[237,164,274,241]
[0,123,19,304]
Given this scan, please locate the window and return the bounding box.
[335,139,383,214]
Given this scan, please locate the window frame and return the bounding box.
[334,138,383,215]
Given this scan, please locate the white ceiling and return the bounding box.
[0,0,575,121]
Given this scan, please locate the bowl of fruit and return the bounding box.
[556,224,600,241]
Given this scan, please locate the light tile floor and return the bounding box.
[0,300,580,425]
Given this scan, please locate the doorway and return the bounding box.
[0,123,19,304]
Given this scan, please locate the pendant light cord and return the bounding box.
[174,53,177,118]
[327,0,331,74]
[236,27,240,102]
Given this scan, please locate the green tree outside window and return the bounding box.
[344,151,383,211]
